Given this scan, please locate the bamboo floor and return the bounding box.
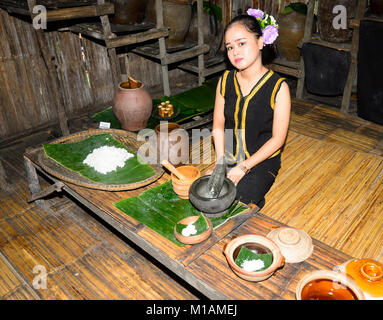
[0,98,382,299]
[263,101,383,263]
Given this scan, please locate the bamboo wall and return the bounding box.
[0,0,307,142]
[0,9,115,141]
[0,8,190,143]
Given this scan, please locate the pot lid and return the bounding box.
[267,227,313,263]
[341,259,383,299]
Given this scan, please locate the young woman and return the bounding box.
[210,14,291,209]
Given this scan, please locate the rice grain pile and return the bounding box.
[83,146,133,174]
[181,224,197,237]
[242,259,265,272]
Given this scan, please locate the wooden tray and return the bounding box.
[37,129,164,191]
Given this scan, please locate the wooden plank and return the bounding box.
[105,28,169,48]
[266,63,302,78]
[186,214,352,300]
[162,44,210,65]
[37,4,115,22]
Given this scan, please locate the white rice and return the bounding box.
[83,146,133,174]
[241,259,265,272]
[181,224,197,237]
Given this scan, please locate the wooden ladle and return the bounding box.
[161,159,188,181]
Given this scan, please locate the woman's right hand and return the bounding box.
[204,164,216,175]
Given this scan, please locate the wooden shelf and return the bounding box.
[0,1,114,22]
[299,35,352,52]
[266,57,302,78]
[178,53,227,77]
[132,41,210,66]
[69,21,169,48]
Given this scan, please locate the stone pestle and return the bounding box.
[206,156,226,198]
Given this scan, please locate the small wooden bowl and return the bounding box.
[174,215,212,245]
[296,270,365,300]
[171,165,201,199]
[224,234,284,282]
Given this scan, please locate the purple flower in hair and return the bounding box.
[247,8,279,45]
[262,25,279,45]
[247,8,264,20]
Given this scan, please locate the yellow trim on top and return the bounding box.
[270,78,285,110]
[241,70,274,158]
[233,73,241,159]
[270,149,281,158]
[221,70,230,96]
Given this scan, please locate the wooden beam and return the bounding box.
[161,44,210,65]
[44,4,114,22]
[266,63,302,78]
[105,28,169,48]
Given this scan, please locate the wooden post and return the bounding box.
[98,0,121,89]
[156,0,171,96]
[296,0,315,100]
[197,0,205,85]
[340,0,366,113]
[24,156,47,209]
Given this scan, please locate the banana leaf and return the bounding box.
[175,214,209,236]
[234,247,273,272]
[43,133,156,185]
[114,180,249,246]
[92,78,219,130]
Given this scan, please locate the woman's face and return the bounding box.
[225,22,264,71]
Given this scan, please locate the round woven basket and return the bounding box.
[38,129,164,191]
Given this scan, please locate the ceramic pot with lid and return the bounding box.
[296,270,365,300]
[336,258,383,300]
[267,227,313,263]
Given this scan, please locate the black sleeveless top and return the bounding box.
[220,69,286,165]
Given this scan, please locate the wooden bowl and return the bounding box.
[171,165,201,199]
[296,270,365,300]
[174,215,213,245]
[267,227,313,263]
[224,234,284,282]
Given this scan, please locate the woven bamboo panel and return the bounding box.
[263,131,383,263]
[36,129,164,191]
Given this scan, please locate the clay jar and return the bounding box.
[146,0,192,47]
[371,0,383,16]
[113,80,152,131]
[155,122,189,166]
[317,0,357,42]
[109,0,149,25]
[277,10,306,61]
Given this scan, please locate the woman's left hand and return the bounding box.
[227,165,246,186]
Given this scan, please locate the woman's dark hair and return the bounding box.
[224,14,262,39]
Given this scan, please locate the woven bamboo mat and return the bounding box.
[264,131,383,262]
[37,129,164,191]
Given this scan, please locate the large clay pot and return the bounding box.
[317,0,357,43]
[277,10,306,61]
[113,80,152,131]
[155,122,189,166]
[109,0,148,25]
[371,0,383,17]
[146,0,192,47]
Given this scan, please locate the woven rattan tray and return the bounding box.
[37,129,164,191]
